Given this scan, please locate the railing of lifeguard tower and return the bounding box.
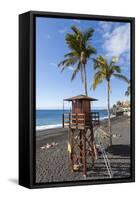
[62,112,100,128]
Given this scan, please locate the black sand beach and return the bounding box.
[36,116,131,183]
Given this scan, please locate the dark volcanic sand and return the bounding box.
[36,116,131,183]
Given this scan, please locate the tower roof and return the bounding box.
[64,94,98,101]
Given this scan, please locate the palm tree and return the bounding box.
[58,25,96,96]
[125,80,130,96]
[92,55,128,146]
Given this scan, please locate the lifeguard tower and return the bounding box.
[62,94,100,176]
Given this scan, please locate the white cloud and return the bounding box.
[103,23,130,57]
[99,21,113,33]
[72,19,81,23]
[98,22,130,74]
[58,27,68,34]
[118,52,130,72]
[68,66,74,71]
[49,62,57,67]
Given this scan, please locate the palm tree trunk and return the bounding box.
[80,64,84,83]
[83,64,88,96]
[107,80,112,146]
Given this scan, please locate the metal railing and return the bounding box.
[91,112,100,126]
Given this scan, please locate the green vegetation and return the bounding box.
[92,55,128,145]
[125,80,130,96]
[58,25,96,96]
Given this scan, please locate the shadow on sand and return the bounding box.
[107,145,130,157]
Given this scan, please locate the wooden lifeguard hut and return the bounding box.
[63,94,100,176]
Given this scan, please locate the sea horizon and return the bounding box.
[36,108,114,131]
[36,107,108,110]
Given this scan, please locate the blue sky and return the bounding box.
[36,17,130,109]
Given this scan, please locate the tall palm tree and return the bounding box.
[58,25,96,96]
[92,55,128,146]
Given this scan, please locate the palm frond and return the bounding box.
[113,73,129,83]
[85,45,97,58]
[64,52,76,58]
[92,56,129,95]
[111,65,121,73]
[92,71,105,90]
[83,28,94,43]
[125,85,130,96]
[93,55,108,71]
[65,34,81,53]
[125,90,129,96]
[58,57,78,72]
[71,25,81,35]
[71,62,81,81]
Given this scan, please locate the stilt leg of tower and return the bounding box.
[70,128,74,171]
[82,130,87,177]
[79,130,83,164]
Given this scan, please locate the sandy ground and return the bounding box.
[35,116,131,183]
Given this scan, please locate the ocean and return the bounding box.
[36,109,109,130]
